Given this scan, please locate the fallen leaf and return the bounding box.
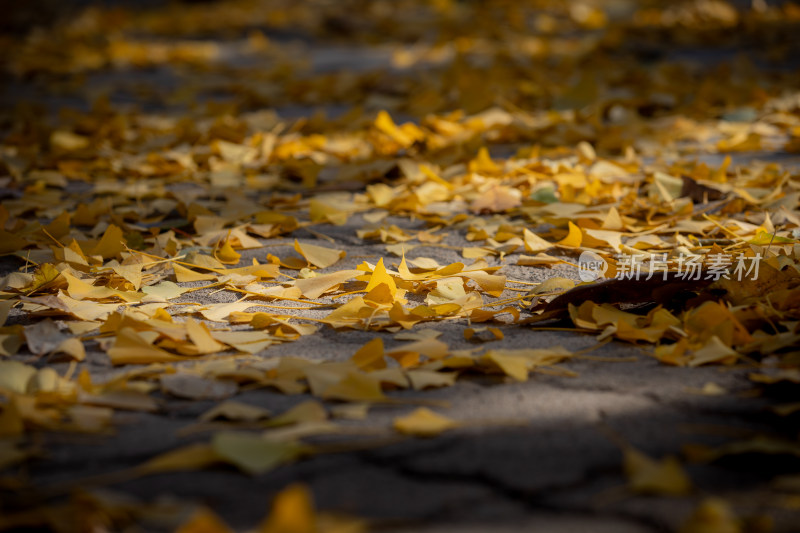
[406,370,458,390]
[175,507,234,533]
[295,270,361,299]
[556,221,582,248]
[364,258,397,299]
[464,327,503,343]
[138,443,221,475]
[258,484,316,533]
[320,371,387,403]
[294,240,346,269]
[185,318,228,355]
[470,185,521,213]
[679,498,741,533]
[350,337,386,371]
[268,401,328,427]
[624,447,692,496]
[394,408,459,437]
[211,431,305,475]
[107,327,186,365]
[200,401,271,422]
[0,361,37,394]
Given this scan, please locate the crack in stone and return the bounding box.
[356,447,669,532]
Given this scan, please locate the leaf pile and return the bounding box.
[2,0,800,530]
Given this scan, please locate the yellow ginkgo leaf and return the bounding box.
[523,228,553,253]
[468,146,501,175]
[50,130,89,151]
[53,337,86,361]
[174,263,217,283]
[717,132,761,152]
[364,258,397,299]
[464,327,503,343]
[215,240,242,265]
[267,400,328,427]
[601,206,624,230]
[211,431,305,475]
[689,336,740,367]
[624,447,691,496]
[259,484,317,533]
[62,270,143,303]
[90,224,126,259]
[200,400,272,422]
[393,408,459,437]
[470,185,520,213]
[0,361,37,395]
[556,221,583,248]
[747,230,795,245]
[321,371,387,402]
[141,281,190,301]
[106,327,185,365]
[111,263,143,290]
[679,498,741,533]
[295,270,361,299]
[309,199,349,226]
[374,110,414,148]
[390,338,449,361]
[185,318,228,355]
[364,282,395,306]
[138,443,221,475]
[351,337,386,371]
[460,270,506,297]
[175,507,234,533]
[480,351,530,382]
[294,240,345,269]
[406,370,458,390]
[425,277,466,305]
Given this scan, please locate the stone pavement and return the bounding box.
[2,1,800,532]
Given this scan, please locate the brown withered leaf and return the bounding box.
[538,272,714,319]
